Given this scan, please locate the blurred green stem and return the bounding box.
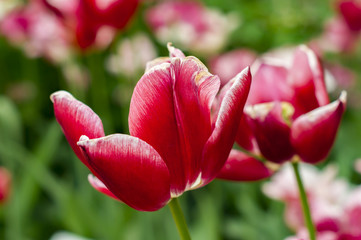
[168,198,191,240]
[291,161,316,240]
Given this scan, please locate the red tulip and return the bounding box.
[241,46,346,164]
[0,167,11,203]
[51,44,251,211]
[43,0,139,49]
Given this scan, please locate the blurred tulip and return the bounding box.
[311,17,358,54]
[0,0,71,62]
[263,164,348,232]
[273,164,361,240]
[106,33,157,77]
[51,44,251,211]
[146,1,238,56]
[209,49,257,86]
[0,167,11,203]
[43,0,139,49]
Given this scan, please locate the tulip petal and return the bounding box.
[129,56,220,195]
[100,0,139,29]
[78,134,171,211]
[248,61,293,105]
[246,102,294,163]
[88,174,119,201]
[217,150,272,181]
[235,114,257,151]
[289,46,329,116]
[201,67,251,183]
[291,92,346,164]
[339,0,361,31]
[50,91,105,169]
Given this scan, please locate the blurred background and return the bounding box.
[0,0,361,239]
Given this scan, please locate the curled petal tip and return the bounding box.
[78,135,90,145]
[167,43,185,58]
[50,90,74,103]
[339,90,347,104]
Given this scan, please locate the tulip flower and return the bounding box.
[42,0,139,49]
[51,44,251,211]
[239,45,346,164]
[0,167,11,203]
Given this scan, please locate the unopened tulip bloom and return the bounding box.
[51,44,251,211]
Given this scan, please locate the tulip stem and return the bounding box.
[291,161,316,240]
[168,198,191,240]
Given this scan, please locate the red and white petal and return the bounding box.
[50,91,105,169]
[78,134,171,211]
[129,57,219,195]
[201,67,251,184]
[217,150,272,181]
[246,102,294,163]
[289,46,329,117]
[88,174,119,201]
[291,91,346,164]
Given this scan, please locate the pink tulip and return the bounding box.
[209,49,257,86]
[43,0,139,49]
[0,0,70,62]
[146,1,238,55]
[51,44,251,211]
[0,167,11,203]
[240,46,346,164]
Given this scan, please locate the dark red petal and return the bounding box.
[201,67,251,184]
[289,46,329,117]
[78,134,171,211]
[217,150,272,181]
[339,0,361,31]
[129,57,219,195]
[247,103,294,163]
[88,174,120,201]
[235,114,258,151]
[50,91,105,169]
[291,92,346,164]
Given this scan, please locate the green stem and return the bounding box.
[291,161,316,240]
[168,198,191,240]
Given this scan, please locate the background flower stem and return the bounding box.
[291,161,316,240]
[168,198,192,240]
